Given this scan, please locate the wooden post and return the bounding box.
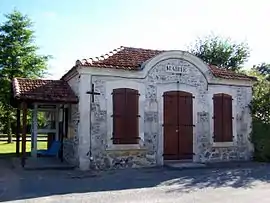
[55,104,59,141]
[21,102,27,167]
[55,104,60,158]
[31,103,38,157]
[60,106,64,162]
[16,108,21,156]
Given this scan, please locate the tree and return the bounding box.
[250,63,270,125]
[249,69,270,124]
[253,63,270,81]
[0,10,50,142]
[189,34,250,71]
[247,67,270,161]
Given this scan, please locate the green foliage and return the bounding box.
[0,10,50,79]
[248,68,270,161]
[249,69,270,124]
[251,119,270,161]
[189,34,250,71]
[253,63,270,81]
[0,10,50,139]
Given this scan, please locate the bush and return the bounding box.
[248,69,270,161]
[251,119,270,161]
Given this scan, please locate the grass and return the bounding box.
[0,141,47,155]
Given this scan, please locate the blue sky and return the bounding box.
[1,0,270,79]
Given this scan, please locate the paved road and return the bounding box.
[1,159,270,203]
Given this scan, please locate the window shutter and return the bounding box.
[222,94,233,142]
[112,88,140,144]
[112,89,126,144]
[213,94,223,142]
[213,93,233,142]
[125,89,140,144]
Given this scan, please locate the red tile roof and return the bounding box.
[209,65,256,81]
[12,78,78,103]
[76,46,162,70]
[75,46,256,81]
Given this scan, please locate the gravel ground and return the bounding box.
[1,159,270,203]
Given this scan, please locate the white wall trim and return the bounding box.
[143,51,211,83]
[78,74,91,170]
[208,86,237,147]
[213,142,235,147]
[156,83,199,165]
[105,80,145,150]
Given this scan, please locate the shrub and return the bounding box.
[251,119,270,161]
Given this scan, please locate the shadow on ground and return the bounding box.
[162,165,270,193]
[1,158,270,202]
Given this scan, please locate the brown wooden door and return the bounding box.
[163,91,193,160]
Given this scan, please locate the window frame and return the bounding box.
[210,91,237,147]
[111,88,140,145]
[105,80,145,150]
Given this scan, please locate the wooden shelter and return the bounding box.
[10,78,78,167]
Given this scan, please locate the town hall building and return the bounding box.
[12,46,257,170]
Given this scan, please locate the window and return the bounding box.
[213,93,233,142]
[112,88,140,144]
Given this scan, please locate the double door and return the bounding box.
[163,91,194,160]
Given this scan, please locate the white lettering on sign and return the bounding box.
[166,64,189,74]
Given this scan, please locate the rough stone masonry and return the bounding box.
[62,48,254,170]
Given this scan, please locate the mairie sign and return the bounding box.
[166,64,189,74]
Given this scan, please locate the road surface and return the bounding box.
[1,159,270,203]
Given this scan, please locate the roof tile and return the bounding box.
[12,78,78,103]
[76,46,256,81]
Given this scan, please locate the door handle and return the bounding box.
[176,129,179,132]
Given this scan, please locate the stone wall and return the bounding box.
[77,58,253,170]
[87,77,156,170]
[63,137,79,166]
[63,74,80,166]
[198,85,253,163]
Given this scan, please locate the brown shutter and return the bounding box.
[222,94,233,142]
[213,94,223,142]
[213,93,233,142]
[125,89,140,144]
[112,88,139,144]
[112,88,126,144]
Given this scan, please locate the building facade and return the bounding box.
[62,47,256,170]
